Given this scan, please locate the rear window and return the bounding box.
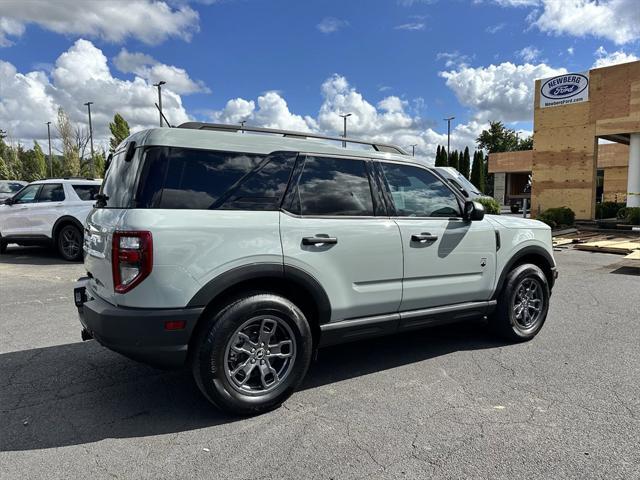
[73,184,100,201]
[0,182,24,194]
[38,184,65,202]
[135,147,296,210]
[99,148,139,208]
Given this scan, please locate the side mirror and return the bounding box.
[4,197,14,205]
[464,200,485,221]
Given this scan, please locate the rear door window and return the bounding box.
[37,184,65,202]
[73,184,100,201]
[290,156,375,216]
[99,147,140,208]
[135,147,296,210]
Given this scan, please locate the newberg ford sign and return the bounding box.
[539,72,589,108]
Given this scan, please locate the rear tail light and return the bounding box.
[112,231,153,293]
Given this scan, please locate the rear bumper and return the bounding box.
[74,278,203,369]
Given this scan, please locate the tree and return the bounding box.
[459,146,471,179]
[476,121,534,153]
[56,107,81,177]
[435,145,447,167]
[20,141,47,182]
[109,113,130,152]
[448,150,459,170]
[471,150,485,193]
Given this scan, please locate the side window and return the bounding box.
[381,163,461,217]
[293,156,375,216]
[13,184,41,204]
[38,184,65,202]
[135,147,276,210]
[73,185,100,201]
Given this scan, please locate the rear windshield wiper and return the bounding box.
[95,193,109,208]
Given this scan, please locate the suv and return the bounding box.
[0,178,101,260]
[74,123,557,415]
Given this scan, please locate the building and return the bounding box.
[489,60,640,219]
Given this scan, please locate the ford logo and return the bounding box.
[541,74,588,100]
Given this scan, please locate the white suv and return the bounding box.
[74,123,557,415]
[0,178,101,260]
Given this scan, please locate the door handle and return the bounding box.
[411,233,438,243]
[302,236,338,246]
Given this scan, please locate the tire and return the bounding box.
[510,204,520,214]
[191,293,313,415]
[57,224,83,261]
[490,263,550,342]
[0,235,6,254]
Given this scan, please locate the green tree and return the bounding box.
[476,121,518,153]
[459,146,471,179]
[517,135,534,150]
[109,113,130,152]
[471,150,485,193]
[448,150,459,170]
[20,141,47,181]
[434,145,448,166]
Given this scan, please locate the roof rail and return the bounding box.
[177,122,408,155]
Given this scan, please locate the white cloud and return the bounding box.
[0,39,191,145]
[516,46,542,62]
[316,17,349,34]
[113,48,209,94]
[440,62,566,122]
[210,74,483,163]
[567,47,574,55]
[485,23,506,34]
[482,0,540,6]
[592,46,639,68]
[436,51,472,68]
[395,22,426,31]
[0,0,199,47]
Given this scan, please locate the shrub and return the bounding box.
[476,196,501,215]
[596,201,625,219]
[537,206,575,229]
[617,206,640,225]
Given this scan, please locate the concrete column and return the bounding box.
[628,133,640,207]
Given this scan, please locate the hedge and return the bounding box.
[617,207,640,225]
[537,207,575,229]
[475,197,501,215]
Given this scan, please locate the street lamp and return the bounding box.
[45,122,53,177]
[153,81,166,127]
[84,102,94,176]
[339,113,352,148]
[444,116,455,159]
[410,144,418,156]
[239,120,246,133]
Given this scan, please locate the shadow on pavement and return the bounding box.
[0,245,75,266]
[0,320,504,452]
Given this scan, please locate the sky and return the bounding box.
[0,0,639,163]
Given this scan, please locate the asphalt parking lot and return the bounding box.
[1,246,639,479]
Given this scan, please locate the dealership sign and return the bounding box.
[539,72,589,108]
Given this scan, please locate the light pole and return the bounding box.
[410,144,418,156]
[240,120,246,133]
[444,116,455,159]
[84,101,94,176]
[339,113,352,148]
[153,81,166,127]
[45,122,53,177]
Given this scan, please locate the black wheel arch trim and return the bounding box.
[186,262,332,324]
[493,245,556,298]
[52,215,84,239]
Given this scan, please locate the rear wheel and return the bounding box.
[490,263,550,341]
[57,224,83,261]
[0,234,6,254]
[191,293,313,415]
[510,204,520,214]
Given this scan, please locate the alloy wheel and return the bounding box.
[512,277,544,331]
[224,315,297,394]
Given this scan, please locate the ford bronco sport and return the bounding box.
[75,123,557,415]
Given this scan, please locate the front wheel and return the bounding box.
[57,224,83,261]
[490,263,550,341]
[191,293,313,415]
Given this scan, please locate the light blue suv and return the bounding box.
[74,123,557,414]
